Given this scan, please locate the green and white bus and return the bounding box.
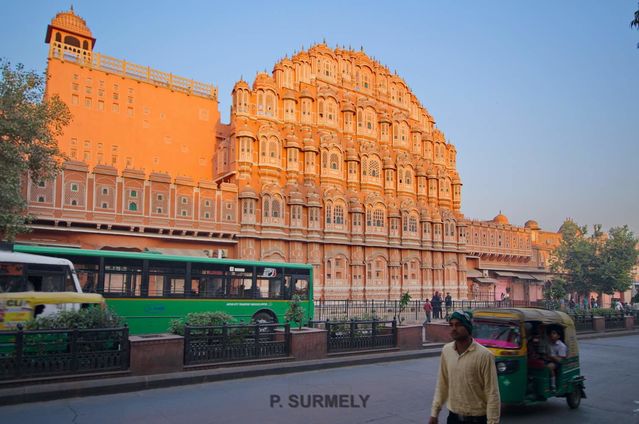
[13,245,313,334]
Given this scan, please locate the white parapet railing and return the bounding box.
[49,41,217,100]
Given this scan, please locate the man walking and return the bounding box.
[429,311,500,424]
[423,298,433,323]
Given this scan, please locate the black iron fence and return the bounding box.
[602,312,626,330]
[309,319,397,353]
[0,327,129,380]
[313,299,557,322]
[183,323,290,366]
[569,313,594,332]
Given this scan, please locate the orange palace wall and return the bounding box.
[45,53,220,181]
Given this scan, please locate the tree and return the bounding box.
[550,220,638,301]
[0,60,70,241]
[398,291,412,324]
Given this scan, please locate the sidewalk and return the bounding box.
[1,329,637,406]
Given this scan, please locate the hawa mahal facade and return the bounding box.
[18,9,561,301]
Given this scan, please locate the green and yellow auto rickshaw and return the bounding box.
[472,308,586,408]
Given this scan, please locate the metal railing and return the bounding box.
[183,323,290,366]
[49,42,218,100]
[308,319,397,353]
[569,313,594,332]
[0,327,129,380]
[313,299,557,322]
[602,312,626,330]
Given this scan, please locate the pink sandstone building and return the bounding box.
[18,8,564,302]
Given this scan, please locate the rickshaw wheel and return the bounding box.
[566,386,581,409]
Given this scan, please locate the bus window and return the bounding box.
[75,263,99,292]
[104,263,142,296]
[256,277,282,299]
[293,278,309,299]
[228,271,253,298]
[148,264,185,297]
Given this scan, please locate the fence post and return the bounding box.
[254,323,260,358]
[285,323,291,355]
[184,324,191,365]
[70,327,79,372]
[325,319,331,352]
[392,319,398,347]
[372,318,378,347]
[15,325,24,378]
[350,318,356,349]
[122,325,130,369]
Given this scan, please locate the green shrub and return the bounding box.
[285,295,305,330]
[168,311,234,336]
[25,306,123,330]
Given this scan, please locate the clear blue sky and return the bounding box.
[3,1,638,235]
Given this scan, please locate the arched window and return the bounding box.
[129,202,137,211]
[409,216,417,233]
[263,197,270,218]
[330,153,339,170]
[373,209,384,227]
[334,205,344,224]
[405,170,412,185]
[325,204,332,224]
[369,160,380,177]
[272,199,280,218]
[64,36,80,47]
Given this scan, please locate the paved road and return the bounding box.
[2,335,638,423]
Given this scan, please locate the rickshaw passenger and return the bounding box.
[526,323,545,369]
[546,329,567,390]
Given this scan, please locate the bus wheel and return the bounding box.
[253,311,276,333]
[566,386,581,409]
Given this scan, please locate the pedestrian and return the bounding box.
[429,311,500,424]
[432,292,442,319]
[582,297,588,310]
[590,296,595,309]
[445,292,453,318]
[423,299,433,323]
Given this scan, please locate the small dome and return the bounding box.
[253,72,276,90]
[524,220,540,230]
[492,213,509,225]
[50,8,93,38]
[233,79,249,91]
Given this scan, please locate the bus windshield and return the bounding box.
[473,320,521,349]
[0,251,80,293]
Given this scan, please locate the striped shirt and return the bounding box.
[431,339,501,424]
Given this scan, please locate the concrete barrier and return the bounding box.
[423,323,452,343]
[129,334,184,376]
[396,324,424,350]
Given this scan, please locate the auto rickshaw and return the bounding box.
[472,308,586,408]
[0,291,105,330]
